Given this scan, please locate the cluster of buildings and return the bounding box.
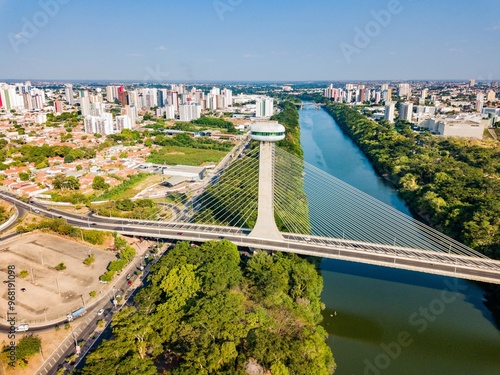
[0,81,275,136]
[324,81,499,139]
[0,81,266,199]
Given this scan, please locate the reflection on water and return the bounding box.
[299,105,500,375]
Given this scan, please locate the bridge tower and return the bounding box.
[248,121,285,241]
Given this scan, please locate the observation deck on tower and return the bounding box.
[248,121,286,241]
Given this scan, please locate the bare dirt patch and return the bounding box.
[0,233,116,324]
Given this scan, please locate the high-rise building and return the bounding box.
[382,89,392,103]
[54,100,63,114]
[80,96,91,116]
[164,105,175,119]
[256,97,274,118]
[116,115,132,132]
[205,94,217,111]
[487,90,496,102]
[399,102,413,122]
[119,90,129,107]
[421,88,428,100]
[85,113,114,135]
[179,103,201,121]
[384,102,395,123]
[398,83,411,98]
[469,79,476,87]
[64,84,74,104]
[476,93,485,112]
[90,102,105,116]
[121,105,138,126]
[222,88,232,108]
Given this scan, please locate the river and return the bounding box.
[298,104,500,375]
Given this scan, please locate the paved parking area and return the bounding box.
[0,233,116,323]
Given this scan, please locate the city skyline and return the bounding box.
[1,0,500,81]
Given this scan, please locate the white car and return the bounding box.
[97,308,104,316]
[15,324,29,332]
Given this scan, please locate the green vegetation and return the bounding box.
[0,205,13,225]
[193,100,309,233]
[83,253,95,266]
[89,290,97,298]
[148,145,227,166]
[191,116,237,133]
[16,218,111,246]
[92,176,109,190]
[82,230,107,245]
[80,240,334,375]
[99,234,136,283]
[325,103,500,258]
[55,262,67,271]
[52,174,80,190]
[19,270,29,278]
[92,198,166,220]
[193,155,259,227]
[46,112,80,127]
[3,144,95,169]
[272,101,303,158]
[93,173,150,201]
[1,335,42,368]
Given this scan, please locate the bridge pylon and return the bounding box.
[248,122,285,241]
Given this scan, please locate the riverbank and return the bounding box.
[298,104,500,375]
[323,102,500,260]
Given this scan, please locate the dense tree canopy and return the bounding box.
[325,103,500,258]
[80,240,334,374]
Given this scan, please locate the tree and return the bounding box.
[19,172,30,181]
[1,335,42,367]
[92,176,109,190]
[119,245,136,263]
[55,262,66,271]
[83,254,95,266]
[19,270,29,278]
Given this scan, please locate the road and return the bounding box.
[2,191,500,285]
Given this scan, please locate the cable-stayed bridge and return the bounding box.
[2,126,500,284]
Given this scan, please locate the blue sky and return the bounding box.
[0,0,499,81]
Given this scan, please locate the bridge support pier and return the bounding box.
[248,142,284,241]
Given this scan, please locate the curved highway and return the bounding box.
[2,191,500,285]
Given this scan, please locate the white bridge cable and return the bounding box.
[301,162,483,258]
[274,146,487,259]
[298,152,486,259]
[275,146,457,249]
[164,147,259,225]
[299,166,483,258]
[193,153,259,227]
[184,147,260,228]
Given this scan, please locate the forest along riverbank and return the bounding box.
[298,103,500,375]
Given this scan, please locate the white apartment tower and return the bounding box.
[255,97,274,118]
[385,102,396,123]
[399,102,414,122]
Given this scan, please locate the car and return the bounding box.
[97,308,104,316]
[126,274,131,280]
[57,216,63,218]
[177,232,183,235]
[91,222,97,226]
[127,280,132,285]
[15,324,29,332]
[34,209,40,214]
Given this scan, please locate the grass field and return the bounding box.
[148,146,227,166]
[94,174,164,201]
